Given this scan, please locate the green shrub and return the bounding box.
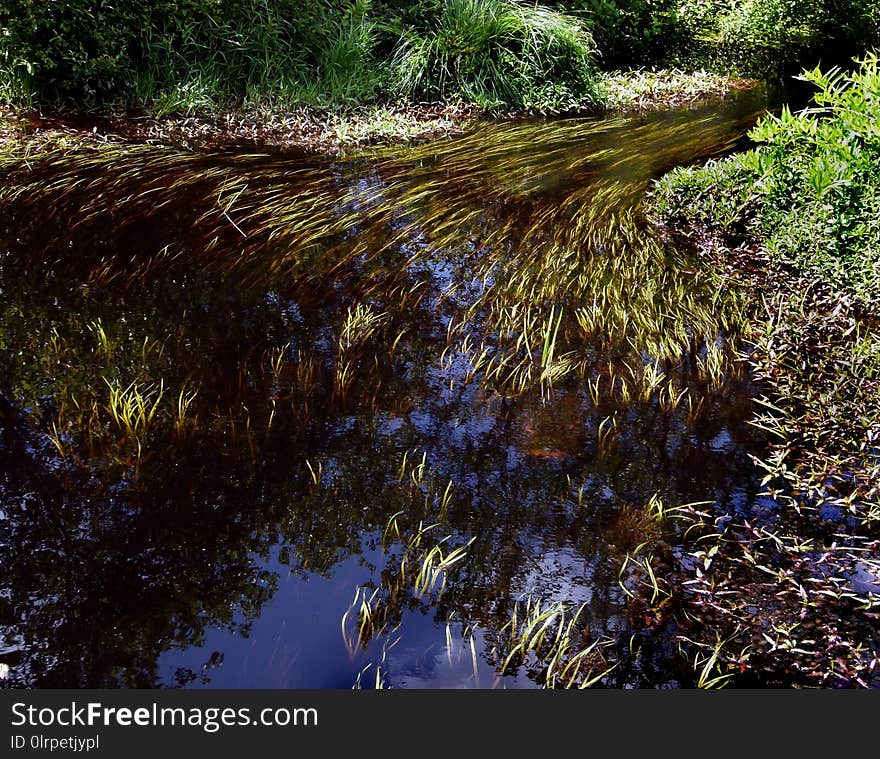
[0,0,381,108]
[389,0,599,109]
[560,0,879,77]
[682,0,879,77]
[714,0,824,75]
[560,0,687,69]
[652,55,880,305]
[0,1,152,100]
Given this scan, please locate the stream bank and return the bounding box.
[0,71,753,156]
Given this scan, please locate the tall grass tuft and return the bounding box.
[141,0,382,113]
[390,0,599,110]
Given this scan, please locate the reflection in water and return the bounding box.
[1,89,769,687]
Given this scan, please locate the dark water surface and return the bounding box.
[1,89,773,688]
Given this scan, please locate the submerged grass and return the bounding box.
[491,597,616,687]
[336,458,619,688]
[338,460,477,670]
[0,106,756,409]
[0,94,784,687]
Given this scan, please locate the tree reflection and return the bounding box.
[0,98,768,686]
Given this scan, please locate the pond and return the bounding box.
[0,87,776,687]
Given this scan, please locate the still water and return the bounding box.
[0,88,772,687]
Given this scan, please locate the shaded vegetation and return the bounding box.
[561,0,879,74]
[1,0,877,114]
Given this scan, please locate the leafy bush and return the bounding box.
[560,0,879,76]
[389,0,599,109]
[652,55,880,305]
[713,0,825,75]
[0,0,381,108]
[681,0,879,77]
[0,0,152,100]
[560,0,687,69]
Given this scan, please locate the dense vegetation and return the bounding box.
[648,55,880,688]
[0,0,601,111]
[1,0,877,112]
[561,0,879,72]
[654,55,880,304]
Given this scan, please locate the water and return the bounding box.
[0,88,773,688]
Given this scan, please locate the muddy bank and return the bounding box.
[0,102,479,156]
[641,212,880,686]
[0,73,755,157]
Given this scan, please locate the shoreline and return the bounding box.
[0,71,756,157]
[643,212,880,686]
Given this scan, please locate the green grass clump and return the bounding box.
[0,0,598,113]
[652,54,880,306]
[372,0,596,109]
[390,0,599,110]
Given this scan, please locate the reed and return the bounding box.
[104,378,165,441]
[173,386,199,435]
[413,536,476,599]
[492,596,616,687]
